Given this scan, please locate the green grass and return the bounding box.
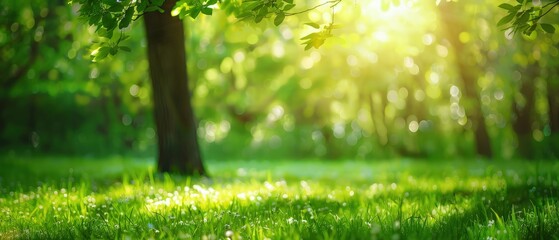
[0,156,558,239]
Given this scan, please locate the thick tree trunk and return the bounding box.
[512,62,538,159]
[438,2,493,158]
[144,0,206,175]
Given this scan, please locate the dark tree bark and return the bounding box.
[144,0,206,175]
[512,62,538,159]
[438,2,493,158]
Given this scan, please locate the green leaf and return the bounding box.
[108,4,124,12]
[102,14,116,30]
[274,12,285,26]
[524,23,537,35]
[92,46,110,62]
[312,38,325,48]
[137,1,148,12]
[284,0,293,3]
[254,12,265,23]
[97,28,114,39]
[283,3,295,11]
[119,46,131,52]
[102,0,116,6]
[498,3,516,11]
[119,7,134,29]
[497,12,515,27]
[301,33,317,40]
[201,7,213,15]
[89,14,102,26]
[190,9,200,18]
[305,22,320,29]
[109,46,118,55]
[249,2,264,11]
[515,10,530,25]
[540,23,555,33]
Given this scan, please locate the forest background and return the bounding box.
[2,0,558,162]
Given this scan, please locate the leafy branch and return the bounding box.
[90,32,131,62]
[72,0,348,60]
[285,0,341,16]
[70,0,168,61]
[299,2,342,50]
[498,0,559,36]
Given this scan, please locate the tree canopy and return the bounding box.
[71,0,347,61]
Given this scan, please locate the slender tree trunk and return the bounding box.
[405,76,428,157]
[144,0,206,175]
[547,68,559,157]
[512,62,538,159]
[548,79,559,134]
[0,98,6,147]
[97,88,111,144]
[369,91,388,146]
[438,2,493,158]
[320,126,339,159]
[28,94,38,149]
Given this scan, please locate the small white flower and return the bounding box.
[287,217,296,224]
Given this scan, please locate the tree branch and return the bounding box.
[285,0,342,16]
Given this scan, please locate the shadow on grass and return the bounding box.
[0,155,153,195]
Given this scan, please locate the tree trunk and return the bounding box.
[369,91,388,146]
[0,98,6,147]
[512,62,538,159]
[547,67,559,157]
[438,2,493,158]
[144,0,206,175]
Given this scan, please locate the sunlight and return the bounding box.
[358,1,417,19]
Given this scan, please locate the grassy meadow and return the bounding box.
[0,156,558,239]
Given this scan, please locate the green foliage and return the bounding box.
[234,0,296,25]
[90,33,130,62]
[300,23,339,50]
[498,0,559,36]
[70,0,348,57]
[70,0,167,61]
[171,0,218,19]
[1,157,558,239]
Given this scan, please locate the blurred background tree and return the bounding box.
[1,0,557,167]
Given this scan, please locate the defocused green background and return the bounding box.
[1,0,558,160]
